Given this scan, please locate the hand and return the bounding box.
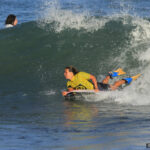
[62,91,69,96]
[94,88,99,92]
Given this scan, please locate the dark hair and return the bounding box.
[5,14,16,25]
[65,66,79,75]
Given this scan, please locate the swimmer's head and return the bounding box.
[5,14,18,26]
[64,66,78,80]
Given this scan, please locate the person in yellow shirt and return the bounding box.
[62,66,140,96]
[62,66,99,96]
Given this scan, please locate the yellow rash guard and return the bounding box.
[67,72,94,90]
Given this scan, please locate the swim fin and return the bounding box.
[123,74,141,84]
[131,74,141,81]
[109,68,126,78]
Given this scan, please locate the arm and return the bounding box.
[62,88,74,96]
[90,75,99,91]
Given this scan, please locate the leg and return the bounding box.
[102,68,126,84]
[110,79,126,90]
[102,75,111,84]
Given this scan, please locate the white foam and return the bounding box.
[39,90,56,96]
[131,18,150,42]
[83,82,150,105]
[38,0,109,32]
[138,47,150,61]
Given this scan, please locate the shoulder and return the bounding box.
[5,24,13,28]
[78,72,90,75]
[76,72,91,78]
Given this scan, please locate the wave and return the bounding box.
[1,12,150,105]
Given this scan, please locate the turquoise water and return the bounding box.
[0,0,150,149]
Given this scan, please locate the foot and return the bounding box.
[109,68,126,78]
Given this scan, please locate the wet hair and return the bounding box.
[65,66,79,75]
[5,14,16,25]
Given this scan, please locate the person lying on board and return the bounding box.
[62,66,140,96]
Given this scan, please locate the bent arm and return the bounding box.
[90,75,99,91]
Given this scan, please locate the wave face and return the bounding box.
[1,7,150,105]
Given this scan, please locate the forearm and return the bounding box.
[62,88,74,96]
[68,88,74,92]
[93,79,98,89]
[90,75,98,89]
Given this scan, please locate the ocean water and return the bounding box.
[0,0,150,149]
